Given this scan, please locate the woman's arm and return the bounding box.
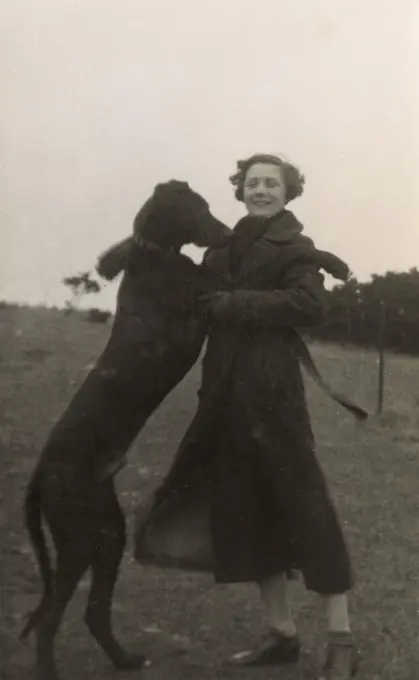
[209,264,327,327]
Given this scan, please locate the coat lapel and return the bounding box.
[228,217,269,279]
[231,210,304,282]
[203,210,304,288]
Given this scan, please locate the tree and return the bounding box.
[62,271,101,315]
[309,268,419,355]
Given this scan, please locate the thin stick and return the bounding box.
[377,301,386,415]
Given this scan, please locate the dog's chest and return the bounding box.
[117,252,204,316]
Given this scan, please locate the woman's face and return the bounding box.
[243,162,286,218]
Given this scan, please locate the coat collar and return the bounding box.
[258,209,303,243]
[230,210,304,279]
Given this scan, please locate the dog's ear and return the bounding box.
[133,196,154,237]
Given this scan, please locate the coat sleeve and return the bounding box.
[212,264,328,327]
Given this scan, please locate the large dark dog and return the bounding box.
[21,181,230,680]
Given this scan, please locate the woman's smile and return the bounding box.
[243,163,287,218]
[252,199,273,206]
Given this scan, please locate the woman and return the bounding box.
[135,154,360,680]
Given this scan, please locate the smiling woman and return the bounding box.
[230,153,305,217]
[135,152,359,680]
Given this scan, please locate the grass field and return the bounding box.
[0,304,418,680]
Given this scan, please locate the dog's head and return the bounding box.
[133,180,231,251]
[96,181,231,281]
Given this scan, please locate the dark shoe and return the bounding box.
[228,629,300,666]
[319,631,359,680]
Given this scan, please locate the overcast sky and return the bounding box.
[1,0,418,310]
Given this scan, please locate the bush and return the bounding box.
[86,308,111,324]
[309,268,419,356]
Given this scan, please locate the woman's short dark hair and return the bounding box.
[229,153,305,203]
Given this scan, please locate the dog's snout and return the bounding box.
[193,214,231,249]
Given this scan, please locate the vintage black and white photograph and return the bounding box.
[1,2,418,679]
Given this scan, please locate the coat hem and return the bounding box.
[134,552,214,574]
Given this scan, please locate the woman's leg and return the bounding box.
[318,593,358,680]
[262,574,353,638]
[324,593,351,633]
[260,573,297,637]
[229,573,300,667]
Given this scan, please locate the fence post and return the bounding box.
[346,306,352,344]
[377,300,386,415]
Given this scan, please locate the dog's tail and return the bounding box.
[20,479,54,640]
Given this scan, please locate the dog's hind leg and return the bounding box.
[35,540,91,680]
[84,483,148,670]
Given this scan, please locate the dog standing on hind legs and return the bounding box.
[22,478,146,680]
[20,180,230,680]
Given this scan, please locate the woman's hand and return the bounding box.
[199,291,233,318]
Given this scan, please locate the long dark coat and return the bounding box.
[134,210,355,595]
